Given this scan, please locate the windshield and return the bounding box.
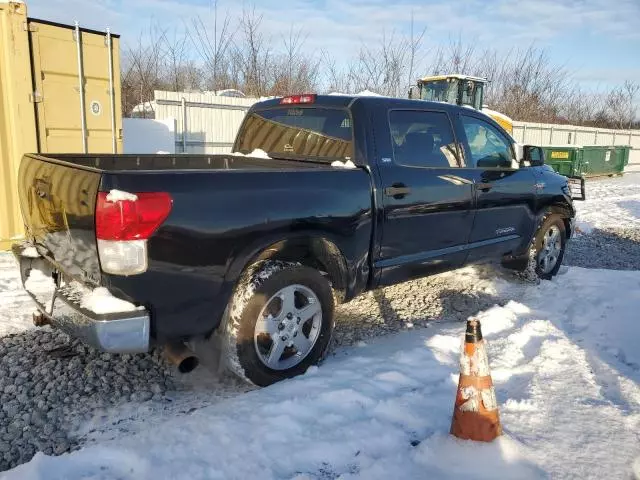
[234,107,354,162]
[419,80,458,104]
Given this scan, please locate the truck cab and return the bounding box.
[355,96,571,284]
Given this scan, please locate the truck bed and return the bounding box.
[18,152,374,344]
[32,153,331,172]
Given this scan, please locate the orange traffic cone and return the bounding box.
[450,317,502,442]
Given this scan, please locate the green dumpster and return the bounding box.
[582,146,626,177]
[614,145,631,169]
[541,146,584,177]
[541,145,630,177]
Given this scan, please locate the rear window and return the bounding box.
[235,107,353,162]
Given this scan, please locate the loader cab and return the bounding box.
[410,75,486,111]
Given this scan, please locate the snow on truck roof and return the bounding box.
[328,90,384,97]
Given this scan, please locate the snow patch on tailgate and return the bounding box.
[106,190,138,203]
[230,148,271,159]
[331,160,357,169]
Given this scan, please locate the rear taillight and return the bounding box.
[280,94,316,105]
[96,192,172,241]
[96,192,172,275]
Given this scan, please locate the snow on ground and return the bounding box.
[0,254,42,337]
[626,157,640,174]
[2,174,640,479]
[574,173,640,233]
[5,267,640,480]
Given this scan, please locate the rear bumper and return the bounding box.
[12,243,150,353]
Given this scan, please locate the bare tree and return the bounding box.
[121,26,165,117]
[120,9,637,130]
[406,12,427,90]
[321,50,353,93]
[270,26,320,95]
[561,87,604,126]
[624,80,640,128]
[347,30,415,96]
[189,0,236,91]
[605,80,639,129]
[431,36,478,76]
[472,45,570,122]
[232,7,272,96]
[159,29,202,92]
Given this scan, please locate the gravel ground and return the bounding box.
[0,330,176,471]
[331,265,505,348]
[565,227,640,270]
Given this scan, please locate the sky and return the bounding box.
[24,0,640,93]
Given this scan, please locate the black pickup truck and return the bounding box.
[13,94,579,386]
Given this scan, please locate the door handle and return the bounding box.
[384,184,411,198]
[477,182,493,191]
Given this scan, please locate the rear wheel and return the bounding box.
[223,261,334,386]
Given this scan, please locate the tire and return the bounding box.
[531,214,567,280]
[223,261,335,387]
[502,213,567,281]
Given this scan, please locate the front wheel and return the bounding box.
[532,214,567,280]
[223,261,335,387]
[502,213,568,280]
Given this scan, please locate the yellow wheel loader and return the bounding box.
[409,74,513,135]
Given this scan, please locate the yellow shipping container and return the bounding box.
[0,1,122,249]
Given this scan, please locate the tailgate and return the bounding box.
[18,154,101,284]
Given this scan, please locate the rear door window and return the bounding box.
[235,107,353,162]
[388,110,461,168]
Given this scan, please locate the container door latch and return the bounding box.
[29,91,43,103]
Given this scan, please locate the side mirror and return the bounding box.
[408,85,419,100]
[523,145,545,167]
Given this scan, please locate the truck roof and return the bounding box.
[250,94,473,114]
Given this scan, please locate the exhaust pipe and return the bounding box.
[163,342,199,374]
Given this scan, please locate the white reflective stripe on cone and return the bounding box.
[481,387,498,411]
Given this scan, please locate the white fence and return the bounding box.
[147,90,640,163]
[153,90,257,154]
